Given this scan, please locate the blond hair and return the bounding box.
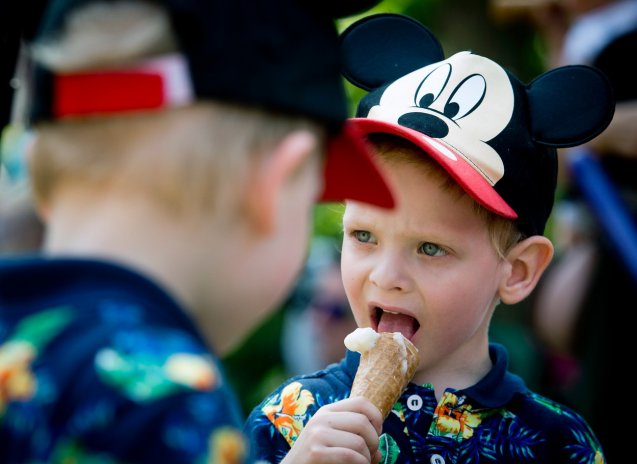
[368,134,523,258]
[29,0,324,215]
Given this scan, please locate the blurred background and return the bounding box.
[2,0,634,461]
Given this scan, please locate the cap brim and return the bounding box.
[348,118,517,218]
[321,120,395,208]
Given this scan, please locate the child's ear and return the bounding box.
[245,129,318,234]
[499,236,554,305]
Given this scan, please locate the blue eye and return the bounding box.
[354,230,373,243]
[419,242,445,257]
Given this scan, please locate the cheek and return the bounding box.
[340,251,367,323]
[257,235,310,321]
[281,221,312,289]
[423,263,500,334]
[258,205,315,318]
[285,163,321,270]
[302,151,324,203]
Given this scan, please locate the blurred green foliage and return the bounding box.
[224,0,549,416]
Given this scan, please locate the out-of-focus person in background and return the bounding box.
[1,28,45,255]
[490,1,637,461]
[0,0,396,462]
[0,180,44,254]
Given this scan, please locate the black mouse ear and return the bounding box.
[528,65,615,148]
[340,13,445,91]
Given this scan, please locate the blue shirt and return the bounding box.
[0,256,248,463]
[245,345,605,464]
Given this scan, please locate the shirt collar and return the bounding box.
[461,343,527,407]
[343,342,527,408]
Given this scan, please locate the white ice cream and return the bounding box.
[392,332,409,374]
[345,328,414,375]
[344,327,380,353]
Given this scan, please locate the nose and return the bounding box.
[397,112,449,139]
[368,250,410,292]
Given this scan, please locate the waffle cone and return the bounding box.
[350,333,419,419]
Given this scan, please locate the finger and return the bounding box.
[320,411,380,453]
[307,447,373,464]
[323,429,373,462]
[289,425,373,464]
[302,399,382,462]
[284,444,372,464]
[326,397,383,434]
[300,409,380,461]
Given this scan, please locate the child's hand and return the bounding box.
[280,396,383,464]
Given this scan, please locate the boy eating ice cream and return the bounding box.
[245,13,613,464]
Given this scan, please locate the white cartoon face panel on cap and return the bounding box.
[369,51,514,186]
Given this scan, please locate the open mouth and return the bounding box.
[371,306,420,340]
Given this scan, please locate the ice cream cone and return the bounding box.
[348,331,419,419]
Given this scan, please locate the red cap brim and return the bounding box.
[347,118,517,219]
[321,120,395,208]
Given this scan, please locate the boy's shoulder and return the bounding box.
[253,354,357,413]
[0,256,223,395]
[0,255,187,324]
[509,388,603,455]
[0,256,248,461]
[245,356,355,457]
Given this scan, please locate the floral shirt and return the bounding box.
[245,344,605,464]
[0,256,248,464]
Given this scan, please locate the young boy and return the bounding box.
[0,1,394,462]
[245,13,614,464]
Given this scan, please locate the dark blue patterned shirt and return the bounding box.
[0,256,248,463]
[245,345,605,464]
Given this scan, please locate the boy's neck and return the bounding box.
[414,338,493,402]
[42,185,234,349]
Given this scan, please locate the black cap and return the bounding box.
[28,0,396,208]
[33,0,378,124]
[340,14,615,236]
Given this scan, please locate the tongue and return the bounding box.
[377,312,417,339]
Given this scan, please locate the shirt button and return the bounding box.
[430,454,445,464]
[406,394,423,411]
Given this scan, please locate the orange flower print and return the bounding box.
[208,427,247,464]
[0,308,71,416]
[433,392,482,440]
[0,341,37,414]
[262,381,315,446]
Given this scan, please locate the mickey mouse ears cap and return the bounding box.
[340,14,615,236]
[29,0,395,209]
